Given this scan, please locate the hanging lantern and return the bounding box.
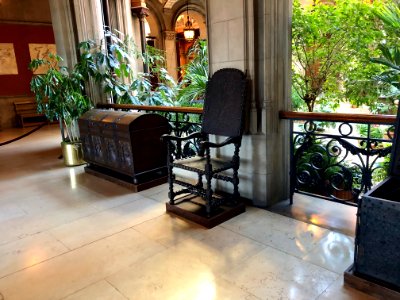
[183,1,195,41]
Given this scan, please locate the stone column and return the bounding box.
[49,0,106,104]
[164,31,178,82]
[48,0,78,70]
[263,0,291,206]
[72,0,106,104]
[131,3,150,73]
[206,0,291,207]
[72,0,104,43]
[115,0,134,38]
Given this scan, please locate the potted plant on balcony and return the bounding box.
[29,53,93,166]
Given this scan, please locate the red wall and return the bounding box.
[0,23,55,96]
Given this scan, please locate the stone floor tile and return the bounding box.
[137,183,169,198]
[316,276,378,300]
[133,213,208,247]
[107,239,262,300]
[0,201,26,223]
[62,280,127,300]
[49,198,165,249]
[303,231,354,274]
[222,245,339,300]
[0,228,165,300]
[0,203,99,247]
[0,232,68,278]
[270,194,357,237]
[222,208,330,258]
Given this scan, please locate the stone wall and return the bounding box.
[0,0,52,24]
[206,0,291,207]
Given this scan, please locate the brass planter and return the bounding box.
[61,141,85,167]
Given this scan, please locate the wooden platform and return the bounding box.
[166,195,246,228]
[344,264,400,300]
[84,165,167,192]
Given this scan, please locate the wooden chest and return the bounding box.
[78,109,169,184]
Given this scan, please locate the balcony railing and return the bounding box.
[97,105,396,206]
[97,103,203,159]
[280,111,397,206]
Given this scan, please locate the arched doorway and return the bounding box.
[174,6,207,81]
[136,0,207,81]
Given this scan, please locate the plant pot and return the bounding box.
[61,141,85,167]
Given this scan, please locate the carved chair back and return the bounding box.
[201,68,247,138]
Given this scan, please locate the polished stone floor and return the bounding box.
[0,125,376,299]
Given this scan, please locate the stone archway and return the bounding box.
[143,0,207,81]
[173,6,207,80]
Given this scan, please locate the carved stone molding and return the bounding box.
[164,31,176,40]
[131,6,149,18]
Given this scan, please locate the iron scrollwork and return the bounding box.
[161,111,202,159]
[291,120,394,206]
[140,110,202,159]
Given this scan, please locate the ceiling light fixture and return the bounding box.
[183,1,195,41]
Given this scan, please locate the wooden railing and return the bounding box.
[279,111,396,124]
[97,103,203,114]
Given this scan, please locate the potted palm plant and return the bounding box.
[29,53,93,166]
[178,39,208,106]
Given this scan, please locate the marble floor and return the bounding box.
[0,125,377,300]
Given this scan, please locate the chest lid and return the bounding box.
[79,109,169,130]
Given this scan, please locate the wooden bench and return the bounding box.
[14,100,48,127]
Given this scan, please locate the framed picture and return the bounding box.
[0,43,18,75]
[29,43,57,74]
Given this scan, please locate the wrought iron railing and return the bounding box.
[280,111,397,206]
[97,103,203,159]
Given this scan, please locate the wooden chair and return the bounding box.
[162,68,247,228]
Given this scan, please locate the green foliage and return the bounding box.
[76,30,147,105]
[370,3,400,104]
[372,155,391,184]
[77,30,180,106]
[374,3,400,37]
[292,0,385,112]
[144,45,180,106]
[291,88,308,111]
[29,54,93,142]
[178,40,208,107]
[357,124,384,139]
[78,30,207,108]
[29,30,208,143]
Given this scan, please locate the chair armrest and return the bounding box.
[200,136,241,149]
[161,131,203,142]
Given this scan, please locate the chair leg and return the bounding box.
[233,144,241,202]
[196,173,203,188]
[166,145,175,205]
[205,174,213,217]
[205,149,213,217]
[167,172,175,205]
[233,167,240,201]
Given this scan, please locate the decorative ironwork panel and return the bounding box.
[136,109,203,159]
[291,119,395,206]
